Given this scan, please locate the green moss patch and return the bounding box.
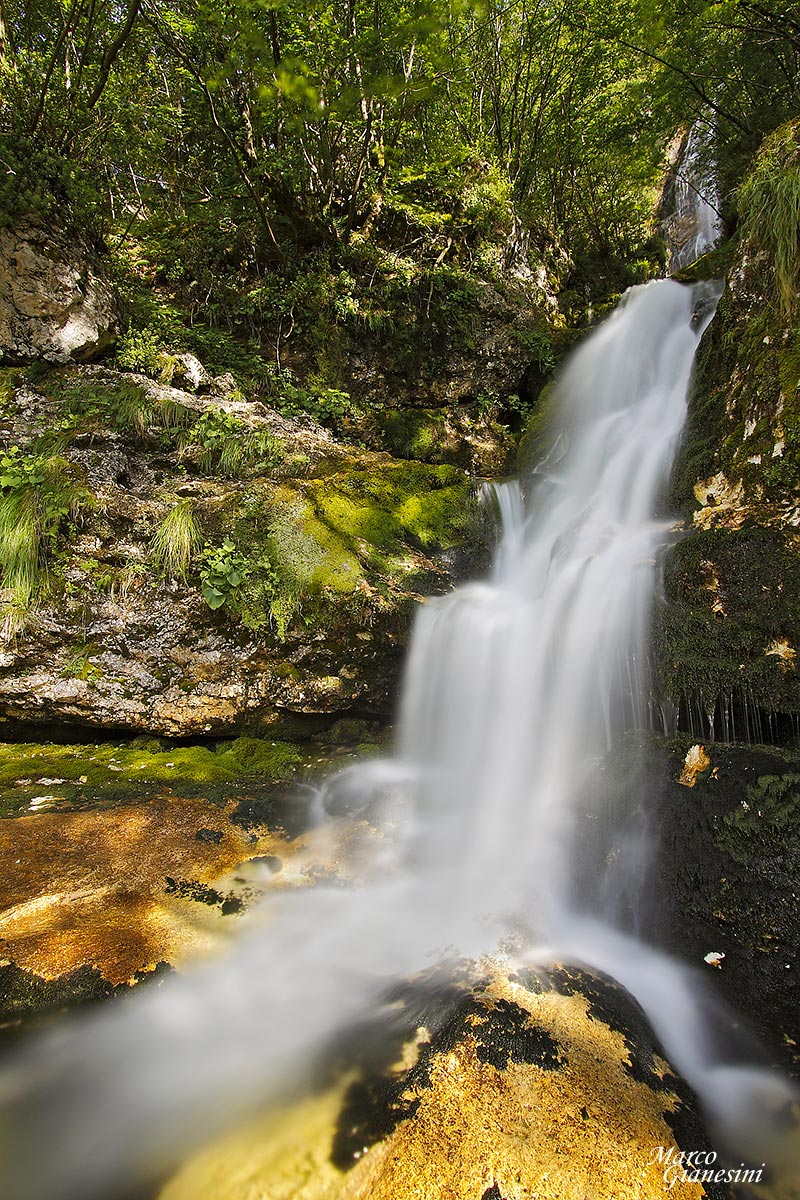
[227,461,472,636]
[267,490,362,594]
[307,461,471,555]
[718,772,800,865]
[0,736,306,817]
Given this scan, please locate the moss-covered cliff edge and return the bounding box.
[658,118,800,738]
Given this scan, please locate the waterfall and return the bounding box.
[1,291,796,1195]
[398,280,709,932]
[663,124,723,272]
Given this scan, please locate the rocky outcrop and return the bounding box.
[0,221,116,364]
[0,364,488,737]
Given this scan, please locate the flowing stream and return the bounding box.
[1,192,797,1197]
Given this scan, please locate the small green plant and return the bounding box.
[110,561,148,603]
[42,376,193,445]
[267,370,362,433]
[199,538,251,609]
[117,326,175,381]
[721,773,800,863]
[198,536,281,621]
[182,409,282,476]
[150,499,202,579]
[61,647,103,683]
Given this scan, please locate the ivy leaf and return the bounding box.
[201,581,226,609]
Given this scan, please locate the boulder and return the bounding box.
[158,965,726,1200]
[173,352,212,392]
[0,220,116,363]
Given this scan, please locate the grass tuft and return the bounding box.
[150,499,202,579]
[0,452,90,638]
[738,118,800,315]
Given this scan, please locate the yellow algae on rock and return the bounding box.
[159,971,706,1200]
[0,796,295,984]
[766,639,797,667]
[678,745,711,788]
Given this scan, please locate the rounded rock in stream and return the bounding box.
[157,967,729,1200]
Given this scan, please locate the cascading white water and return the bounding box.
[399,280,705,931]
[1,283,797,1193]
[665,124,723,271]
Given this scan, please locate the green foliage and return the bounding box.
[738,119,800,314]
[116,327,174,381]
[181,410,282,477]
[199,538,248,610]
[0,448,90,637]
[267,372,361,434]
[1,0,798,298]
[199,537,278,613]
[150,500,202,579]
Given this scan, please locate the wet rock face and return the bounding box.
[0,794,292,985]
[0,222,117,364]
[652,739,800,1078]
[659,232,800,736]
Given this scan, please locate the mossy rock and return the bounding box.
[306,461,472,555]
[670,240,736,285]
[0,736,309,816]
[367,408,456,463]
[671,235,800,515]
[655,526,800,720]
[517,380,559,472]
[365,406,514,474]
